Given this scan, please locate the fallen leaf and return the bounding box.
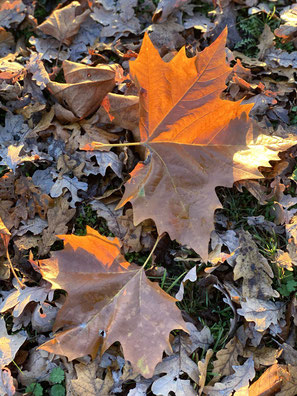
[274,4,297,40]
[151,345,199,396]
[0,368,15,396]
[243,346,281,369]
[248,364,289,396]
[233,231,279,299]
[152,0,189,23]
[211,337,243,382]
[0,316,26,368]
[47,60,119,119]
[237,298,284,332]
[0,145,38,173]
[116,30,297,261]
[36,227,186,378]
[37,1,90,46]
[71,361,108,395]
[175,265,197,301]
[204,357,255,395]
[0,0,26,29]
[50,174,88,208]
[276,364,297,395]
[198,349,213,395]
[0,282,52,318]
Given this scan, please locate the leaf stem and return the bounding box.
[91,141,142,149]
[142,233,164,268]
[6,248,25,289]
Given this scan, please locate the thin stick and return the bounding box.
[6,248,25,289]
[142,233,164,268]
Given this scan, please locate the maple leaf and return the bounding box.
[37,1,90,46]
[113,29,297,261]
[36,226,186,378]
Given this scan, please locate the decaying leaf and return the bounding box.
[233,231,279,299]
[151,346,199,396]
[211,337,243,382]
[204,357,255,395]
[248,363,289,396]
[116,30,297,261]
[47,60,119,119]
[71,361,108,396]
[276,364,297,396]
[0,316,26,368]
[36,227,186,378]
[237,298,284,332]
[37,1,90,46]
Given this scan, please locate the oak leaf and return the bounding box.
[234,231,279,299]
[0,316,26,368]
[211,337,243,382]
[115,30,297,261]
[248,364,289,396]
[37,1,90,46]
[36,226,186,378]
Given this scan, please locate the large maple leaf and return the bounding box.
[114,29,297,260]
[37,227,186,378]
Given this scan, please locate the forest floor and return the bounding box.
[1,0,297,395]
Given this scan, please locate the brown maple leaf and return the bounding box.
[109,29,297,261]
[47,61,120,119]
[36,226,186,378]
[37,1,90,46]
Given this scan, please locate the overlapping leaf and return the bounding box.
[116,29,297,260]
[36,226,186,378]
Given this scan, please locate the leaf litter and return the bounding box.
[1,0,297,395]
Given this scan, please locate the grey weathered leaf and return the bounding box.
[0,316,26,368]
[204,357,255,395]
[0,0,26,28]
[50,175,88,208]
[175,266,197,301]
[14,217,48,237]
[0,112,30,147]
[86,151,122,178]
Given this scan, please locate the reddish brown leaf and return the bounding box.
[116,29,297,260]
[37,227,186,378]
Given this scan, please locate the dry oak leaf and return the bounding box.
[211,336,243,382]
[276,364,297,396]
[36,226,186,378]
[233,231,279,299]
[71,361,109,396]
[0,316,26,368]
[47,60,119,119]
[37,1,90,46]
[115,29,297,261]
[248,363,289,396]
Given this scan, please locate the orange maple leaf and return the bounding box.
[113,29,297,261]
[37,227,186,378]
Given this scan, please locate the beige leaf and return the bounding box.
[211,337,243,383]
[71,361,109,396]
[248,363,289,396]
[198,349,213,396]
[204,357,255,395]
[0,316,26,369]
[243,346,281,369]
[37,1,90,46]
[237,298,283,332]
[257,24,275,60]
[47,61,119,119]
[276,364,297,396]
[233,231,279,299]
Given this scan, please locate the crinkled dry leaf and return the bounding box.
[151,346,199,396]
[0,145,38,173]
[204,357,255,395]
[116,30,297,261]
[211,337,243,382]
[274,4,297,40]
[0,367,15,396]
[37,227,186,378]
[248,363,289,396]
[243,346,281,369]
[0,282,51,318]
[237,298,283,332]
[175,265,197,301]
[50,174,88,208]
[47,60,119,119]
[198,349,213,396]
[0,0,26,28]
[71,361,108,396]
[0,316,26,368]
[37,1,90,46]
[233,231,279,299]
[276,364,297,396]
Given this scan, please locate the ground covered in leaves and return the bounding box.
[1,0,297,395]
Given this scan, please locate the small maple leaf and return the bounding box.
[115,29,297,261]
[36,226,186,378]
